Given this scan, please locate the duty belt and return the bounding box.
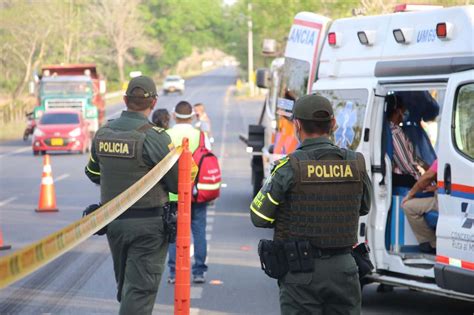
[116,206,164,220]
[311,246,352,258]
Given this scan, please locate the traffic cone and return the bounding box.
[36,154,58,212]
[0,228,11,250]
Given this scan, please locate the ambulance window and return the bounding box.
[315,89,368,150]
[453,83,474,160]
[279,57,310,101]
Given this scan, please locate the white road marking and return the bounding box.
[221,183,227,188]
[205,225,213,232]
[207,217,215,224]
[0,197,17,207]
[208,210,216,216]
[217,87,232,167]
[206,234,212,241]
[55,174,70,182]
[0,147,30,159]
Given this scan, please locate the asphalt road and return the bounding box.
[0,67,472,314]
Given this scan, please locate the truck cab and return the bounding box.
[33,64,106,135]
[312,5,474,301]
[35,76,98,134]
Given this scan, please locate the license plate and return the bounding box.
[169,87,175,91]
[51,138,64,146]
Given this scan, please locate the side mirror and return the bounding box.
[256,68,270,89]
[28,81,35,95]
[99,80,106,94]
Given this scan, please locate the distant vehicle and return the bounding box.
[31,64,107,136]
[23,111,36,141]
[32,110,91,156]
[163,75,185,95]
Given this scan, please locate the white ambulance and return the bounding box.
[308,6,473,300]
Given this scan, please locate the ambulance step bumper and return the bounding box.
[434,263,474,296]
[367,273,474,302]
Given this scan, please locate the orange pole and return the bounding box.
[174,138,192,315]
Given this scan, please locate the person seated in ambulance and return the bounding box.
[386,94,422,187]
[402,159,438,254]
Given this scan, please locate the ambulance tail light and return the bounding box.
[393,28,414,44]
[436,22,453,40]
[328,32,339,47]
[357,31,375,46]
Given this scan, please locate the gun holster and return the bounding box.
[352,243,374,278]
[258,239,288,279]
[163,202,177,243]
[82,203,108,236]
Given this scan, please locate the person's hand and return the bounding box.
[402,194,412,206]
[423,185,437,193]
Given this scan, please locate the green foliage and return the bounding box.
[143,0,225,70]
[0,0,471,98]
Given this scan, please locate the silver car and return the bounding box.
[163,75,185,95]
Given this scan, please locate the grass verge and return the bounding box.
[0,120,27,141]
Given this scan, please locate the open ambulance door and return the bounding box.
[366,85,392,269]
[435,71,474,296]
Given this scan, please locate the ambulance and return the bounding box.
[308,5,473,300]
[246,13,331,196]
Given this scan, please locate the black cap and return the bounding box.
[292,94,333,122]
[125,76,157,98]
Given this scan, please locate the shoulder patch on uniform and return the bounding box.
[152,126,165,133]
[97,139,136,158]
[271,156,289,175]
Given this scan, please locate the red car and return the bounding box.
[32,110,91,155]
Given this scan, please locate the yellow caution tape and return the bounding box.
[191,159,198,181]
[0,146,183,289]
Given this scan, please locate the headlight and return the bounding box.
[69,127,81,137]
[33,128,44,137]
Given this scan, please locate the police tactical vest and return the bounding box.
[274,147,364,248]
[95,123,168,209]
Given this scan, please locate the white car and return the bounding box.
[163,75,185,95]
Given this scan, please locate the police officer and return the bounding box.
[250,94,372,315]
[85,76,178,315]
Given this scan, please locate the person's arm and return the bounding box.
[402,168,437,205]
[391,128,420,178]
[85,139,101,184]
[144,129,179,194]
[356,153,372,216]
[250,157,292,228]
[202,131,212,150]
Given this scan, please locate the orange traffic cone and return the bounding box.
[0,228,11,250]
[36,154,58,212]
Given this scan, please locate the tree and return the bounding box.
[91,0,156,83]
[143,0,225,71]
[0,2,53,99]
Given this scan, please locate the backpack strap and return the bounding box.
[199,131,206,148]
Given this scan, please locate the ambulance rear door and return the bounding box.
[435,70,474,296]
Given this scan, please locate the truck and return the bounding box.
[31,64,107,135]
[247,4,474,302]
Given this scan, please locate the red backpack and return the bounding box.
[192,132,221,203]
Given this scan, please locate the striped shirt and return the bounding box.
[390,122,420,179]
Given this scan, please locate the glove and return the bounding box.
[82,203,108,236]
